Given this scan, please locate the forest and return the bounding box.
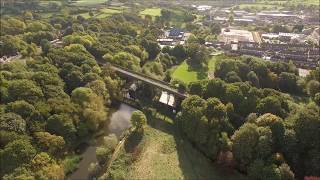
[0,0,319,179]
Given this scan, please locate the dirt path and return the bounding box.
[100,132,130,178]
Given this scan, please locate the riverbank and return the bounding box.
[107,112,247,180]
[68,104,136,180]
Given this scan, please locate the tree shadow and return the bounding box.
[147,113,174,135]
[172,126,246,180]
[187,64,209,80]
[140,108,246,179]
[124,131,143,153]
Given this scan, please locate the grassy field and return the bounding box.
[139,8,162,17]
[171,56,219,84]
[237,0,319,9]
[237,3,282,10]
[289,0,319,5]
[39,1,62,6]
[98,7,123,17]
[75,7,125,19]
[171,61,202,84]
[108,113,247,180]
[71,0,107,6]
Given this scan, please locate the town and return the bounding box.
[157,5,319,71]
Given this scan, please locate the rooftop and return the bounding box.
[159,91,175,107]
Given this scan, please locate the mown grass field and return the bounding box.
[139,8,162,17]
[171,55,219,84]
[108,113,247,180]
[171,61,201,84]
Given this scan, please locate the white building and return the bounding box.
[197,5,211,11]
[219,28,255,44]
[159,91,175,107]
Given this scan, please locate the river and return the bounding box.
[68,103,136,180]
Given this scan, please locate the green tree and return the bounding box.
[5,100,35,120]
[71,87,107,131]
[0,35,27,56]
[7,79,44,103]
[40,39,51,55]
[206,97,227,120]
[257,96,285,118]
[34,132,65,155]
[278,72,299,94]
[247,71,260,88]
[0,139,36,176]
[248,159,281,180]
[170,44,187,61]
[210,23,221,35]
[96,146,113,164]
[106,52,141,71]
[314,92,320,106]
[255,113,285,151]
[141,39,160,60]
[279,163,295,180]
[231,123,260,171]
[86,80,110,104]
[225,71,242,83]
[186,43,209,68]
[204,78,226,99]
[307,80,320,97]
[46,114,77,146]
[195,116,210,144]
[0,18,26,35]
[188,81,205,96]
[161,9,172,19]
[2,167,34,180]
[131,110,147,132]
[30,152,65,180]
[0,112,26,134]
[180,95,207,141]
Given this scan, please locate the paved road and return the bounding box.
[110,65,188,99]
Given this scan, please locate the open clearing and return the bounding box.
[171,61,201,84]
[111,113,245,180]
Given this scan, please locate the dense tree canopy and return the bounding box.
[0,2,319,179]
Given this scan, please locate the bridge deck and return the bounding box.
[109,65,188,98]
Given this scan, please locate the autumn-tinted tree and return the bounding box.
[34,132,65,155]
